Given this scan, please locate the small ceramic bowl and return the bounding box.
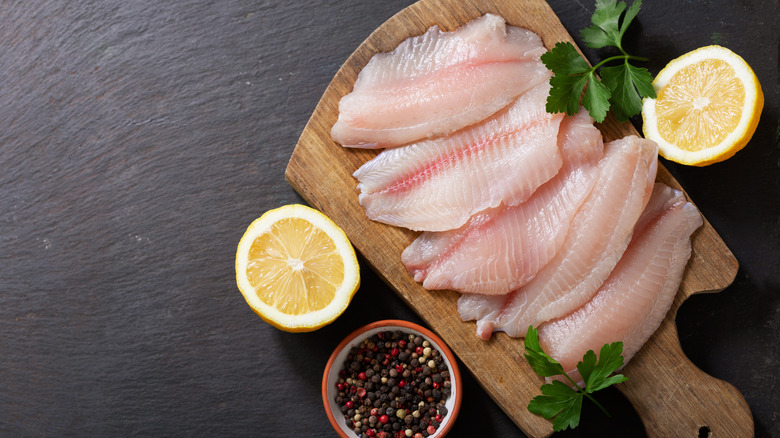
[322,320,462,438]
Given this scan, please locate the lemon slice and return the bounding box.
[235,204,360,332]
[642,45,763,166]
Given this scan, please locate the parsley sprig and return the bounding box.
[524,326,628,431]
[541,0,656,123]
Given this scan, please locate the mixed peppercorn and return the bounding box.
[334,329,452,438]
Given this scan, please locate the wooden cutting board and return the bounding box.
[285,0,753,436]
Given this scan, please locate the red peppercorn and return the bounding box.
[334,330,453,437]
[427,425,436,434]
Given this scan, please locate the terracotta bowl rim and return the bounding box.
[321,319,462,438]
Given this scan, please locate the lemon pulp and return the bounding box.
[655,59,744,151]
[247,217,344,314]
[235,204,360,332]
[642,45,763,166]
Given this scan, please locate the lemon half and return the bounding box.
[235,204,360,332]
[642,45,763,166]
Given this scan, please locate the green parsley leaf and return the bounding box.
[543,0,653,123]
[600,61,656,122]
[617,0,642,43]
[528,380,583,431]
[582,73,611,123]
[581,0,627,48]
[546,70,589,116]
[541,42,591,75]
[541,43,604,118]
[578,342,629,392]
[524,325,629,432]
[523,325,565,377]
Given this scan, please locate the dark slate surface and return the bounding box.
[0,1,776,436]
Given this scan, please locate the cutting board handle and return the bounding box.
[619,315,753,437]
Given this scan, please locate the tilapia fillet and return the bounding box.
[494,136,658,336]
[331,13,551,148]
[353,81,563,232]
[460,135,658,339]
[538,184,702,383]
[404,110,603,294]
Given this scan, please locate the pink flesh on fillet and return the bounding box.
[404,110,603,294]
[331,14,551,149]
[538,184,702,384]
[353,81,563,232]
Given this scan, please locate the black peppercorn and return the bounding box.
[334,329,452,437]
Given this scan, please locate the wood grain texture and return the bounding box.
[285,0,751,436]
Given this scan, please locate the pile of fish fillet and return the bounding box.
[331,14,702,381]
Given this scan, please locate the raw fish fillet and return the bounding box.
[405,110,603,294]
[457,293,507,339]
[463,183,677,341]
[353,81,563,232]
[538,185,702,384]
[331,13,551,148]
[487,135,658,338]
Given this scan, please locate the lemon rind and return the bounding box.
[641,45,763,166]
[235,204,360,332]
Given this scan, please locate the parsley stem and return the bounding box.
[590,54,649,71]
[584,392,612,418]
[562,373,613,419]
